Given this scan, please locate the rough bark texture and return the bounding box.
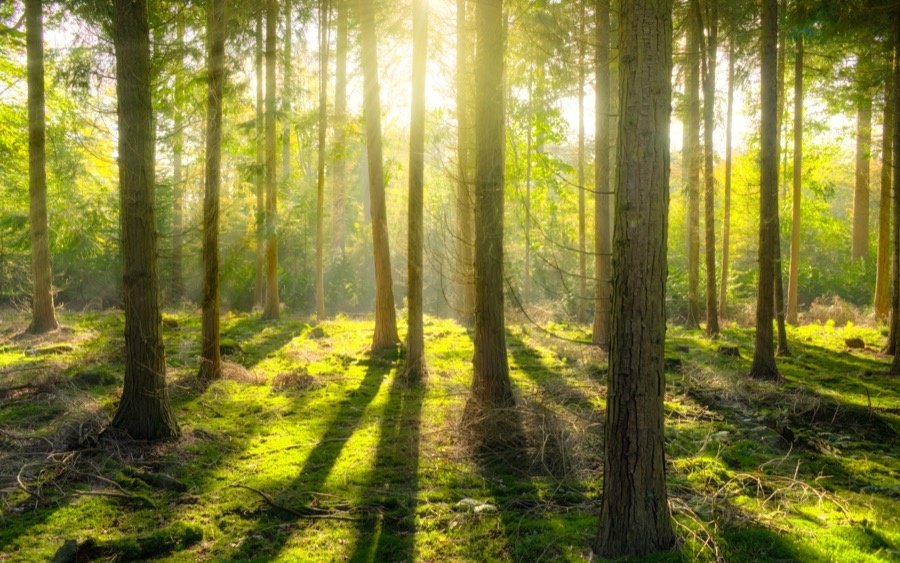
[592,0,610,348]
[199,0,225,384]
[455,0,475,323]
[876,65,894,321]
[853,88,873,262]
[332,1,348,254]
[170,17,184,305]
[357,0,399,350]
[316,0,328,320]
[595,0,676,556]
[683,11,701,329]
[750,0,781,381]
[110,0,179,440]
[890,23,900,372]
[577,0,587,323]
[405,0,428,380]
[262,0,280,320]
[25,0,58,334]
[787,35,803,325]
[254,11,265,309]
[466,0,515,417]
[719,38,734,316]
[698,0,718,336]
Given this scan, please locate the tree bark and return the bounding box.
[262,0,280,320]
[316,0,328,320]
[719,37,734,317]
[698,0,718,336]
[455,0,475,323]
[595,0,676,555]
[853,84,873,262]
[684,10,701,329]
[876,63,894,321]
[889,19,900,372]
[787,34,803,325]
[523,67,534,305]
[591,0,610,348]
[110,0,179,440]
[357,0,399,350]
[254,10,265,309]
[25,0,58,334]
[170,16,184,305]
[577,0,587,324]
[199,0,225,384]
[405,0,428,380]
[750,0,781,381]
[332,0,348,255]
[466,0,515,418]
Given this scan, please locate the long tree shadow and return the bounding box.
[347,375,424,562]
[229,350,398,559]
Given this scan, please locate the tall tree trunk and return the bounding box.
[405,0,428,380]
[577,0,587,324]
[773,3,788,355]
[595,0,676,555]
[262,0,280,320]
[357,0,399,350]
[698,0,718,336]
[455,0,475,323]
[853,82,873,262]
[719,37,734,316]
[316,0,329,320]
[523,66,533,305]
[110,0,179,440]
[254,10,265,309]
[332,1,348,255]
[199,0,225,384]
[876,65,894,321]
[684,12,701,329]
[592,0,610,348]
[889,18,900,372]
[774,176,790,355]
[750,0,781,381]
[25,0,58,334]
[170,16,184,305]
[787,34,803,324]
[466,0,515,424]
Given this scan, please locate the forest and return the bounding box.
[0,0,898,560]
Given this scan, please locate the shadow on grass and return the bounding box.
[222,315,310,368]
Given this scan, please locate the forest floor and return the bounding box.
[0,309,897,562]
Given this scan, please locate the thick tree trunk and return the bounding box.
[199,0,225,384]
[455,0,475,323]
[110,0,178,440]
[750,0,781,381]
[853,88,873,262]
[332,1,348,255]
[719,38,734,317]
[254,11,265,309]
[889,20,900,372]
[876,66,894,321]
[684,12,701,329]
[787,35,803,324]
[577,0,587,324]
[316,0,328,320]
[262,0,280,320]
[170,16,184,305]
[466,0,515,420]
[357,0,399,350]
[595,0,676,555]
[405,0,428,380]
[592,0,610,348]
[25,0,58,334]
[698,0,718,336]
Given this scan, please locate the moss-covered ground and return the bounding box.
[0,310,897,561]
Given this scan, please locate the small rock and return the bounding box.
[845,338,865,349]
[474,503,498,514]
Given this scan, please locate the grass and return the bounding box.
[0,310,897,561]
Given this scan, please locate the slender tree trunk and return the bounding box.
[332,1,348,255]
[199,0,225,384]
[455,0,475,323]
[750,0,781,381]
[524,67,533,305]
[254,11,265,309]
[171,16,184,305]
[357,0,399,350]
[772,3,788,355]
[592,0,610,348]
[684,12,701,328]
[787,35,803,324]
[774,179,790,355]
[466,0,515,423]
[405,0,428,380]
[110,0,179,439]
[25,0,58,334]
[876,67,894,321]
[698,0,718,336]
[262,0,280,320]
[316,0,329,320]
[889,19,900,372]
[595,0,676,555]
[719,37,734,316]
[853,84,873,262]
[577,0,587,324]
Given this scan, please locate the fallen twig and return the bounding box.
[230,484,362,521]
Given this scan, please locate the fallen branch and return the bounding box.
[230,484,362,521]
